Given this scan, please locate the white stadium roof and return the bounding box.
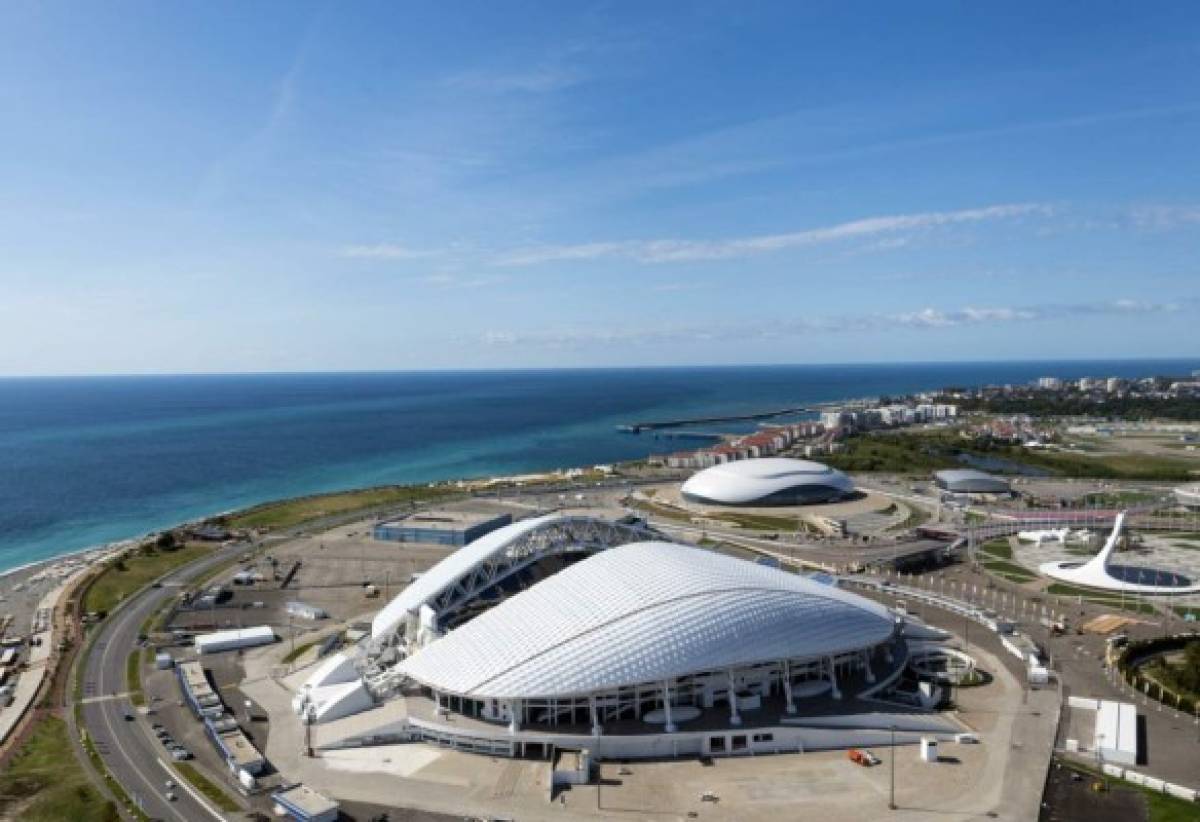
[371,513,559,638]
[681,457,854,505]
[398,541,894,700]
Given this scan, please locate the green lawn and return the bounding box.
[1057,761,1200,822]
[979,537,1012,559]
[1046,583,1159,615]
[886,504,931,532]
[1146,789,1200,822]
[630,499,694,523]
[74,706,147,821]
[982,559,1036,582]
[226,484,458,530]
[1080,490,1162,507]
[0,716,118,822]
[706,511,802,531]
[172,762,241,812]
[825,428,1199,480]
[126,651,144,706]
[138,597,174,637]
[84,543,211,615]
[282,640,318,664]
[1172,605,1200,621]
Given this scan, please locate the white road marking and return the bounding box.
[96,591,191,822]
[158,758,227,821]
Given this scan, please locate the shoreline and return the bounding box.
[0,389,888,578]
[2,358,1189,583]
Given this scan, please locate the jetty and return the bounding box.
[617,406,815,434]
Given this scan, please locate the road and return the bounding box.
[78,543,246,821]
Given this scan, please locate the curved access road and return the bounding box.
[78,542,246,821]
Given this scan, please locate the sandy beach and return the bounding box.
[0,544,124,644]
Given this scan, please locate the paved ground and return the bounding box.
[889,561,1200,789]
[241,588,1043,822]
[80,478,1196,820]
[1014,531,1200,607]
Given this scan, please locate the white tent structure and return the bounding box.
[1039,512,1200,594]
[194,626,276,654]
[1018,527,1089,545]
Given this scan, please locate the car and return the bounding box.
[171,748,191,761]
[123,713,134,721]
[164,780,175,789]
[165,792,177,802]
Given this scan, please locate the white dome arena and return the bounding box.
[681,457,855,506]
[398,541,894,700]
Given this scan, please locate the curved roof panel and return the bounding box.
[371,514,559,638]
[681,457,854,505]
[398,541,894,699]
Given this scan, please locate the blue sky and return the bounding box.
[1,2,1199,374]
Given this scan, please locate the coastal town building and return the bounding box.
[373,508,513,547]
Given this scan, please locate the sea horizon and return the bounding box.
[1,357,1195,574]
[1,355,1198,381]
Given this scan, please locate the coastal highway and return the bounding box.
[79,543,246,821]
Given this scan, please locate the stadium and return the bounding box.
[1175,484,1200,510]
[933,468,1011,496]
[291,514,952,759]
[680,457,855,507]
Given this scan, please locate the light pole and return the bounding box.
[889,724,897,810]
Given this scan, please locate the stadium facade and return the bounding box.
[292,514,937,760]
[680,457,855,507]
[1175,484,1200,510]
[933,468,1011,495]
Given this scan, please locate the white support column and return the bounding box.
[862,650,876,684]
[782,659,796,715]
[662,681,677,734]
[827,656,842,700]
[508,699,520,735]
[727,670,742,726]
[590,695,602,736]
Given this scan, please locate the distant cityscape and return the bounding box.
[654,370,1200,471]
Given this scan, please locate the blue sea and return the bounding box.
[0,360,1195,573]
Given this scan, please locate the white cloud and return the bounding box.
[496,203,1052,266]
[442,67,581,94]
[340,243,438,260]
[1127,204,1200,231]
[478,297,1191,348]
[420,272,505,288]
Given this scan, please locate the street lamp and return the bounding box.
[889,723,897,810]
